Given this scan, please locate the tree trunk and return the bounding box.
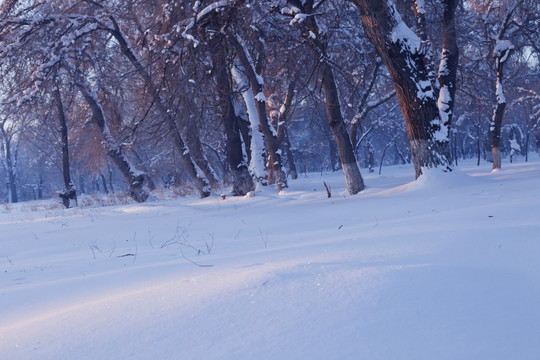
[106,18,210,198]
[53,79,77,208]
[321,60,365,196]
[209,38,254,196]
[491,46,512,170]
[277,78,298,180]
[350,0,452,179]
[181,96,220,189]
[475,123,481,166]
[535,128,540,156]
[77,83,149,203]
[438,0,459,130]
[288,0,364,193]
[489,4,519,170]
[131,148,156,191]
[322,120,338,172]
[227,33,287,192]
[231,64,268,188]
[525,127,529,162]
[281,128,298,180]
[100,174,109,194]
[0,124,17,203]
[37,174,43,200]
[491,100,505,170]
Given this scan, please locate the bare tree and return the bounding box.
[286,0,365,194]
[52,68,77,208]
[489,2,522,169]
[349,0,452,178]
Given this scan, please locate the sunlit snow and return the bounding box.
[1,158,540,359]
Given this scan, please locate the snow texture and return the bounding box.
[414,0,426,15]
[496,78,506,104]
[254,91,267,103]
[389,4,421,55]
[494,39,514,64]
[289,13,308,26]
[416,79,434,101]
[182,0,230,46]
[509,138,520,152]
[437,85,451,134]
[431,116,449,142]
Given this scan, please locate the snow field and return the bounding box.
[1,158,540,359]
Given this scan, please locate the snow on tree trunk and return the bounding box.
[491,39,514,170]
[231,65,267,190]
[437,0,459,132]
[228,33,287,192]
[209,36,254,196]
[277,78,298,180]
[350,0,452,179]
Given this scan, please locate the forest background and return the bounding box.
[0,0,538,205]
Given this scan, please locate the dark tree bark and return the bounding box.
[321,61,365,193]
[288,0,364,194]
[490,5,520,170]
[491,72,506,170]
[209,34,255,196]
[280,127,297,180]
[131,148,156,191]
[105,17,211,197]
[100,173,109,194]
[322,118,338,172]
[53,79,77,208]
[437,0,459,131]
[277,77,298,180]
[181,96,219,189]
[411,0,437,85]
[0,123,17,203]
[76,83,149,203]
[350,0,452,179]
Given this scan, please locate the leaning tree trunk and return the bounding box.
[53,83,77,208]
[287,0,364,193]
[77,83,149,203]
[350,0,452,179]
[321,62,365,194]
[106,18,210,198]
[181,96,219,188]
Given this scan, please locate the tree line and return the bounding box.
[0,0,538,206]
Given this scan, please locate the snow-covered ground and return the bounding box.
[1,158,540,359]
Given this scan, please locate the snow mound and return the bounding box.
[410,167,482,191]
